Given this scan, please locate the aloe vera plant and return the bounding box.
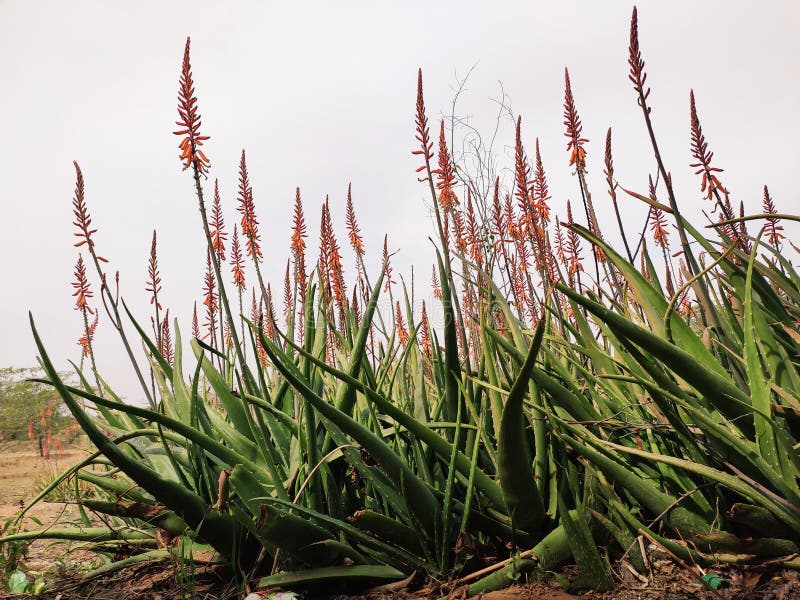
[5,7,800,597]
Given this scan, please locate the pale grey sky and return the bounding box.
[2,1,798,401]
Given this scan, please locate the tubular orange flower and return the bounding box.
[563,68,589,171]
[72,255,93,313]
[174,37,210,175]
[210,179,227,260]
[433,120,459,211]
[413,68,434,180]
[145,230,162,309]
[689,90,727,203]
[230,224,246,290]
[763,185,785,248]
[237,149,261,259]
[345,183,365,257]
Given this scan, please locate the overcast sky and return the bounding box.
[2,1,798,401]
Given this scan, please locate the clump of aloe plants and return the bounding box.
[4,6,800,597]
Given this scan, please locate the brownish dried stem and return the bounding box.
[628,8,699,278]
[604,128,634,263]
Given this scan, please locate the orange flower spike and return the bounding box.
[564,201,585,277]
[763,185,785,248]
[283,260,293,319]
[413,68,434,177]
[431,265,442,300]
[291,187,308,255]
[345,183,365,257]
[433,120,459,211]
[563,68,589,171]
[513,117,533,220]
[237,150,262,259]
[291,188,308,301]
[490,178,506,252]
[451,210,468,254]
[320,198,347,310]
[420,301,432,357]
[191,301,199,339]
[628,7,652,107]
[72,255,93,313]
[532,139,551,224]
[71,162,108,263]
[78,312,99,357]
[230,224,246,290]
[202,251,218,340]
[383,235,395,292]
[174,37,210,175]
[503,195,520,243]
[395,301,410,346]
[145,230,162,309]
[554,220,568,264]
[466,189,483,267]
[689,90,727,202]
[648,176,670,249]
[161,311,174,365]
[210,179,227,260]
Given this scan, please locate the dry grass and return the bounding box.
[0,442,85,506]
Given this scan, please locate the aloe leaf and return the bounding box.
[571,224,724,377]
[436,249,462,426]
[275,326,508,512]
[256,327,442,539]
[557,283,752,427]
[258,565,406,589]
[194,339,256,440]
[497,319,546,535]
[31,313,249,559]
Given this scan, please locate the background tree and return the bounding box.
[0,367,75,456]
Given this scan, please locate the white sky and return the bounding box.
[2,1,798,402]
